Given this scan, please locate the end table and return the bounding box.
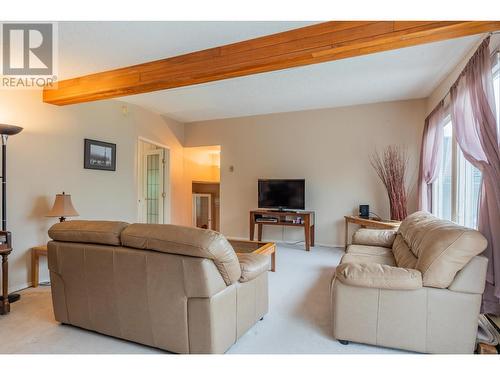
[31,245,48,288]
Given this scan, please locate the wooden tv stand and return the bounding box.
[249,210,315,251]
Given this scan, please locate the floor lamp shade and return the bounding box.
[0,124,23,137]
[47,192,79,222]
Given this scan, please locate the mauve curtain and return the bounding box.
[417,100,446,211]
[450,37,500,315]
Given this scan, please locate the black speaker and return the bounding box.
[359,204,369,218]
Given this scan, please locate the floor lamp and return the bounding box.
[0,124,23,310]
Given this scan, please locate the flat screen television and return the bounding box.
[258,179,305,210]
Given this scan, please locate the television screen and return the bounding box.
[258,179,305,210]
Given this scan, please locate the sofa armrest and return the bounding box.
[237,253,269,282]
[335,262,422,290]
[448,255,488,294]
[352,228,397,248]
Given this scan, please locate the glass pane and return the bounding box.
[456,150,481,229]
[433,120,453,221]
[146,154,160,224]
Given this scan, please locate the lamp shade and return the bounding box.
[47,192,79,219]
[0,124,23,136]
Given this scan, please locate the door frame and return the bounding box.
[137,137,171,224]
[192,193,212,229]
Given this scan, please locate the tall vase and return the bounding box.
[388,191,408,221]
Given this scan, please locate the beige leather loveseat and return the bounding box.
[47,221,269,354]
[331,211,488,353]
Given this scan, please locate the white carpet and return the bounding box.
[0,244,402,354]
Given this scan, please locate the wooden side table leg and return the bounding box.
[32,249,39,288]
[271,251,276,272]
[304,216,311,251]
[311,224,315,247]
[344,219,349,250]
[1,253,10,314]
[257,224,263,242]
[249,213,255,241]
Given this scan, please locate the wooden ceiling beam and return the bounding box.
[43,21,500,105]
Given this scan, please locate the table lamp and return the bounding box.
[47,192,79,222]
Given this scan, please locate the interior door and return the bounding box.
[192,193,212,229]
[143,149,165,224]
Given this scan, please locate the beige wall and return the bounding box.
[0,90,190,292]
[184,99,426,246]
[184,146,221,183]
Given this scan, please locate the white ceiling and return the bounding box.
[58,22,482,123]
[58,21,316,78]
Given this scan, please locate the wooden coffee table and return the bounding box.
[228,239,277,272]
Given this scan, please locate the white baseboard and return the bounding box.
[9,280,50,294]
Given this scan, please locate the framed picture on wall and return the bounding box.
[84,139,116,171]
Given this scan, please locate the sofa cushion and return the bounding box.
[121,223,241,286]
[347,244,394,257]
[48,220,129,246]
[352,229,397,248]
[236,253,269,282]
[336,262,422,290]
[341,252,396,267]
[398,211,488,288]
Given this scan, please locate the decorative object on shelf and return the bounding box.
[84,138,116,171]
[0,123,24,313]
[46,192,79,222]
[370,145,409,221]
[359,204,369,218]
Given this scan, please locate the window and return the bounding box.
[432,118,482,228]
[456,149,481,228]
[431,50,500,228]
[432,119,453,221]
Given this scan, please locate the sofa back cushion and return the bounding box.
[121,223,241,285]
[395,211,488,288]
[48,220,129,246]
[392,234,417,269]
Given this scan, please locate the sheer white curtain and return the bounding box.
[417,101,446,212]
[450,37,500,315]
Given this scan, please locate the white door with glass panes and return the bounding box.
[142,149,165,224]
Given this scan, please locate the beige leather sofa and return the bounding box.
[47,221,269,354]
[331,211,488,353]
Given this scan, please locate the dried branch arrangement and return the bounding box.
[370,145,409,221]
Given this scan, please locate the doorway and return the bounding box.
[192,193,212,229]
[137,138,170,224]
[184,145,221,231]
[192,182,220,231]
